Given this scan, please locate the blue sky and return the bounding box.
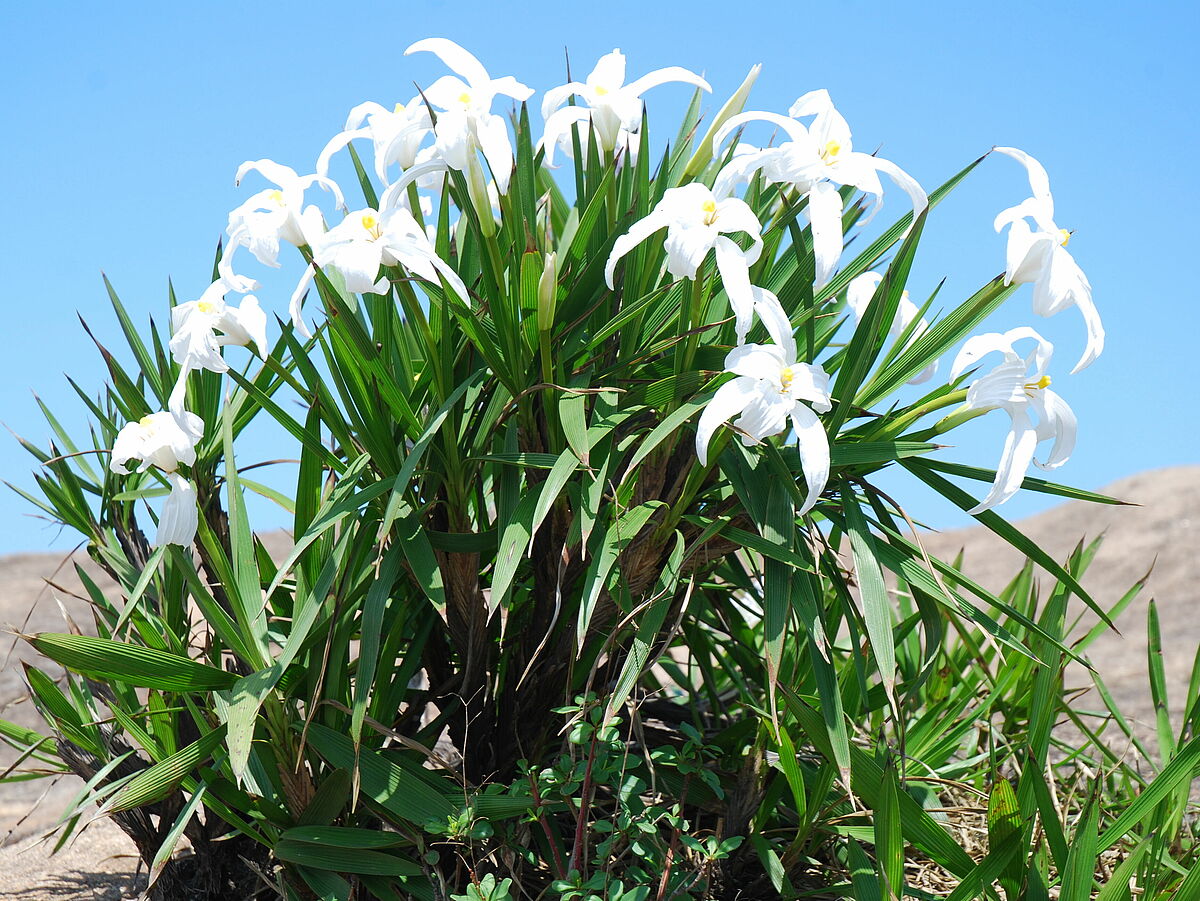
[0,1,1196,553]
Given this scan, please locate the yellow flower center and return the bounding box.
[780,366,795,391]
[393,102,405,114]
[701,198,718,226]
[594,85,610,96]
[1058,228,1071,247]
[823,139,842,161]
[361,212,381,238]
[196,301,216,314]
[138,415,156,428]
[267,189,285,206]
[1026,374,1052,392]
[457,91,472,105]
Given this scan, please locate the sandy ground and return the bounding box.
[0,467,1196,898]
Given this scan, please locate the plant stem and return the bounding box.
[568,730,599,876]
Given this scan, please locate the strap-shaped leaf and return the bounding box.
[29,633,236,692]
[305,723,454,827]
[105,726,226,812]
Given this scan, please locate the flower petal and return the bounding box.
[605,210,671,288]
[539,106,591,168]
[234,159,299,188]
[226,296,268,357]
[663,225,716,280]
[289,264,316,339]
[405,38,491,88]
[844,271,882,322]
[992,146,1055,216]
[1031,388,1076,470]
[713,110,810,156]
[622,66,711,100]
[379,158,450,213]
[714,237,756,343]
[474,112,516,193]
[696,377,758,465]
[807,181,844,289]
[871,156,928,223]
[751,287,795,361]
[790,404,830,516]
[316,127,369,179]
[724,344,785,381]
[155,472,198,548]
[968,408,1039,514]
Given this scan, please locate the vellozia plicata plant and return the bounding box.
[14,36,1190,901]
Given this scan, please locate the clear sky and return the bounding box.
[1,1,1196,554]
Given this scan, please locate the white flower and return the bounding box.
[993,146,1103,373]
[604,182,769,344]
[539,112,641,169]
[220,159,344,293]
[111,411,204,476]
[696,288,832,515]
[404,38,533,193]
[168,279,268,413]
[541,49,709,156]
[951,327,1077,514]
[110,411,204,548]
[713,91,926,288]
[845,272,936,384]
[316,99,433,183]
[155,473,198,549]
[290,201,469,337]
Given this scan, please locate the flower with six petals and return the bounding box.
[604,182,770,344]
[992,146,1103,373]
[950,327,1076,513]
[110,410,205,548]
[696,288,833,515]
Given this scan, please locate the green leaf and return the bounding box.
[842,484,897,710]
[280,825,408,850]
[875,758,904,899]
[28,633,236,692]
[1059,787,1098,901]
[148,781,208,888]
[1147,598,1178,762]
[305,723,454,827]
[847,839,882,900]
[905,457,1127,506]
[528,447,581,551]
[986,777,1024,900]
[1097,734,1200,850]
[351,545,404,746]
[604,532,685,723]
[275,840,422,877]
[828,206,928,434]
[859,275,1017,407]
[105,726,226,812]
[782,690,975,876]
[489,490,541,612]
[902,459,1112,630]
[576,502,659,650]
[558,390,590,466]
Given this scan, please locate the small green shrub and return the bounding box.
[4,39,1196,901]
